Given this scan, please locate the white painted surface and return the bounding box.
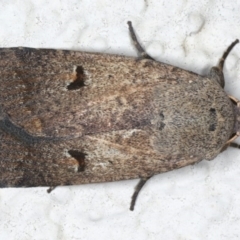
[0,1,240,239]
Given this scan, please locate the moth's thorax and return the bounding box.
[150,76,235,160]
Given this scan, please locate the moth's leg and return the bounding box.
[127,21,155,61]
[47,186,56,193]
[209,39,239,88]
[130,177,151,211]
[229,142,240,149]
[221,141,240,152]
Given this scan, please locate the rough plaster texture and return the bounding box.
[0,1,240,239]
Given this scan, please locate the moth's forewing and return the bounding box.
[0,48,234,187]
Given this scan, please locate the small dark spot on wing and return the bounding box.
[209,124,216,131]
[159,112,164,120]
[68,150,86,172]
[210,108,216,114]
[159,111,165,130]
[67,66,85,90]
[208,108,217,131]
[159,122,165,130]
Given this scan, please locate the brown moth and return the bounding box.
[0,21,239,210]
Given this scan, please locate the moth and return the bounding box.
[0,21,239,210]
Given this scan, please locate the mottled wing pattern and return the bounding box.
[0,125,200,187]
[0,48,234,187]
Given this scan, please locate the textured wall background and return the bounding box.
[0,0,240,239]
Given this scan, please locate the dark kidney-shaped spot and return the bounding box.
[67,66,85,90]
[68,150,86,172]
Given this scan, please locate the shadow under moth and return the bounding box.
[0,21,239,211]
